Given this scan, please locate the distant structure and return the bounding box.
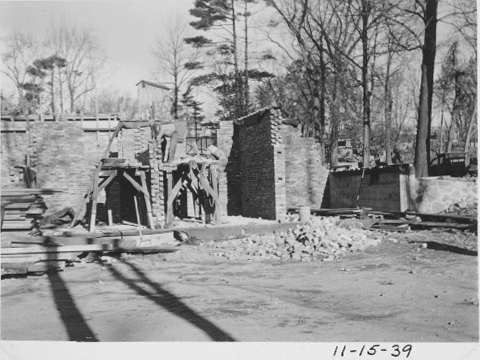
[136,80,171,120]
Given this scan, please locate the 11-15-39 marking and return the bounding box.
[333,344,413,358]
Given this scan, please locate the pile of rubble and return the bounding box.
[442,200,477,218]
[200,217,383,262]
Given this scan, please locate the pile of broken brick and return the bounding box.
[200,217,384,262]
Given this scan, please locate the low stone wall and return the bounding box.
[405,176,477,214]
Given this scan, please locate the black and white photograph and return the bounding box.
[0,0,478,359]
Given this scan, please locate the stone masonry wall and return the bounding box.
[282,125,329,208]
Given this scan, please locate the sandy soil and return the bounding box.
[1,228,478,343]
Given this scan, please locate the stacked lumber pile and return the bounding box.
[1,228,179,275]
[1,188,54,232]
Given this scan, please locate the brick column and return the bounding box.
[270,109,286,220]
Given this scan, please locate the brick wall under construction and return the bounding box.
[1,121,166,225]
[218,108,327,220]
[282,126,329,209]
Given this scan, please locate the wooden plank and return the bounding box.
[376,219,474,230]
[1,255,42,264]
[1,243,179,255]
[1,188,59,196]
[1,221,33,230]
[2,262,66,273]
[369,211,477,224]
[1,244,117,255]
[2,252,77,262]
[2,215,26,221]
[4,202,35,210]
[25,208,46,215]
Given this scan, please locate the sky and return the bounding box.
[0,0,196,96]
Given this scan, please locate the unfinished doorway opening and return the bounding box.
[105,170,151,227]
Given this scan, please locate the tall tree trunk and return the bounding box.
[319,35,326,164]
[244,0,249,112]
[361,0,371,168]
[59,69,64,113]
[464,94,477,156]
[446,113,456,153]
[174,72,179,119]
[384,50,392,164]
[439,90,445,153]
[330,76,340,168]
[231,0,241,117]
[51,67,56,115]
[69,79,75,113]
[414,0,438,178]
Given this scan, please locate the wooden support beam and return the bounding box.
[123,171,149,198]
[95,170,117,197]
[139,170,155,229]
[89,167,100,232]
[165,170,173,228]
[171,172,187,201]
[71,180,93,228]
[188,159,219,202]
[211,164,221,223]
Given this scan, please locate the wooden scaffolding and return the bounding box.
[82,121,221,232]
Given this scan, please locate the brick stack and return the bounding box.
[148,139,165,226]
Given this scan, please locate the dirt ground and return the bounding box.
[1,227,478,343]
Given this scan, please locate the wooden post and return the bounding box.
[89,168,100,232]
[165,170,173,228]
[133,195,143,244]
[211,164,221,224]
[107,209,113,226]
[139,170,155,229]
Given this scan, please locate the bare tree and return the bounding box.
[413,0,438,178]
[152,16,202,119]
[1,31,39,113]
[45,21,108,113]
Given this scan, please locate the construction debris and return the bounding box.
[199,216,383,262]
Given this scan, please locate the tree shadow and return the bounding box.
[108,259,236,341]
[47,266,98,341]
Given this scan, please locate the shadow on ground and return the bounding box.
[108,259,236,341]
[48,269,98,341]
